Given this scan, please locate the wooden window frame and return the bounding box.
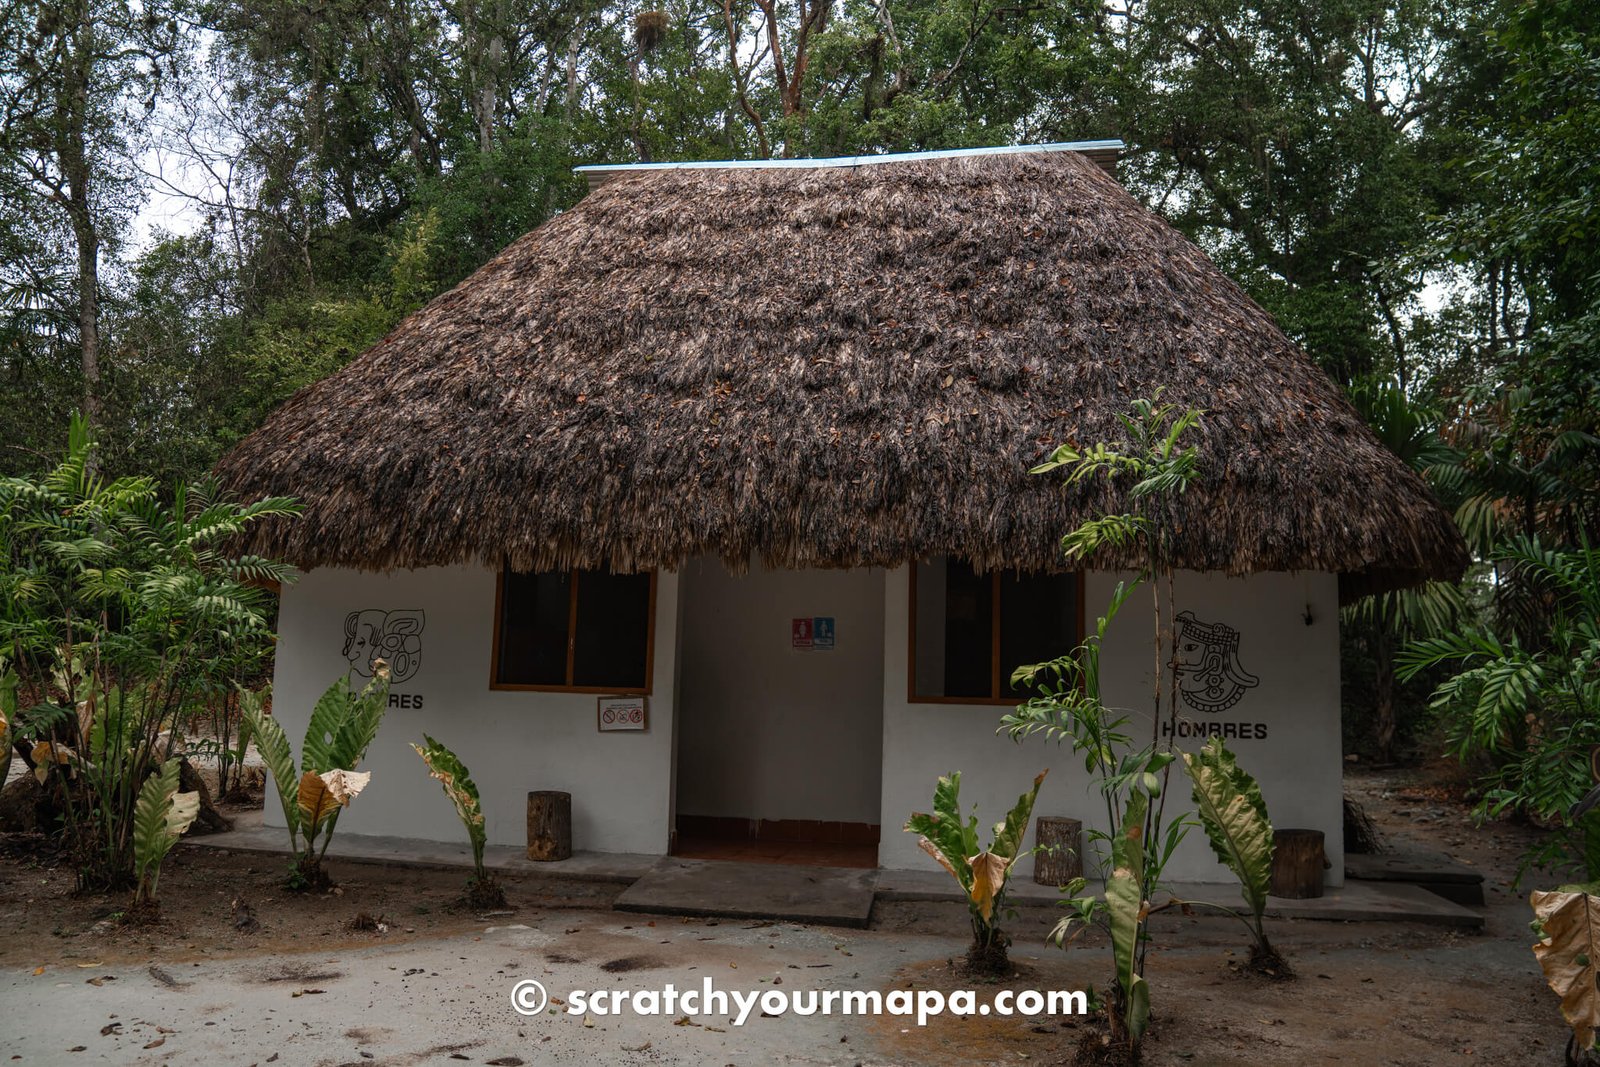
[490,566,658,695]
[906,560,1086,706]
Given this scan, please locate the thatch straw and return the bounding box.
[215,149,1467,597]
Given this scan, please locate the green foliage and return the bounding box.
[1006,397,1214,1055]
[1438,0,1600,444]
[0,418,297,890]
[1181,738,1276,958]
[905,769,1047,971]
[411,734,490,880]
[239,671,390,888]
[1399,538,1600,884]
[131,759,201,907]
[241,690,301,850]
[1106,793,1150,1045]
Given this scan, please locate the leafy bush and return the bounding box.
[0,417,297,891]
[905,770,1046,975]
[241,672,389,890]
[1399,537,1600,884]
[1005,396,1287,1062]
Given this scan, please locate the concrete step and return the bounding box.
[1344,848,1486,907]
[614,857,877,928]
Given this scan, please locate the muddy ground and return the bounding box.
[0,766,1571,1066]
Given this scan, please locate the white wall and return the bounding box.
[675,560,884,825]
[267,565,679,855]
[268,562,1345,884]
[878,568,1345,885]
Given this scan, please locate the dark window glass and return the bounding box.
[495,567,653,690]
[497,570,572,685]
[911,557,1078,702]
[1000,571,1079,696]
[573,570,652,688]
[942,559,993,698]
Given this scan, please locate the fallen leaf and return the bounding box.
[143,1038,165,1049]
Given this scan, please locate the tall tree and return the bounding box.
[1104,0,1461,387]
[0,0,178,433]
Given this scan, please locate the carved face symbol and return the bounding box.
[1172,612,1258,714]
[342,609,425,683]
[342,610,388,672]
[1176,634,1208,672]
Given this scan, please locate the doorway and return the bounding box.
[673,560,885,868]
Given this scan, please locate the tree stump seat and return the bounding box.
[527,790,573,861]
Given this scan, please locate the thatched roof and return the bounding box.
[215,144,1467,597]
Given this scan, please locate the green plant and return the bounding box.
[130,759,201,916]
[1399,537,1600,884]
[905,769,1047,975]
[1002,396,1204,1060]
[1181,737,1282,972]
[0,417,297,891]
[240,670,390,890]
[1005,397,1289,1058]
[412,733,506,909]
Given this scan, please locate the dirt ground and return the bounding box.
[0,767,1571,1066]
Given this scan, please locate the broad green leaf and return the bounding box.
[132,759,200,902]
[990,769,1048,861]
[1107,792,1151,1042]
[301,677,355,776]
[412,734,488,869]
[241,687,301,841]
[905,771,979,892]
[1183,738,1274,920]
[330,671,392,770]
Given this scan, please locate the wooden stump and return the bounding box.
[527,791,573,861]
[1271,828,1328,899]
[1033,816,1083,886]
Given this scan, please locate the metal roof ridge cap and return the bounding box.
[572,140,1125,175]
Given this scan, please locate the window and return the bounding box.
[493,566,656,692]
[910,557,1081,703]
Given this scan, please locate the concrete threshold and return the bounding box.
[615,857,876,928]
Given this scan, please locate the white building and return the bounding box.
[219,144,1466,886]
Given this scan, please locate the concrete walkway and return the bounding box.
[192,808,655,882]
[185,812,1485,929]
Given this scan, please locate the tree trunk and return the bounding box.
[1032,816,1083,886]
[61,9,101,432]
[526,790,572,861]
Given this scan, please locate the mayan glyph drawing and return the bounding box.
[342,609,425,683]
[1173,611,1259,713]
